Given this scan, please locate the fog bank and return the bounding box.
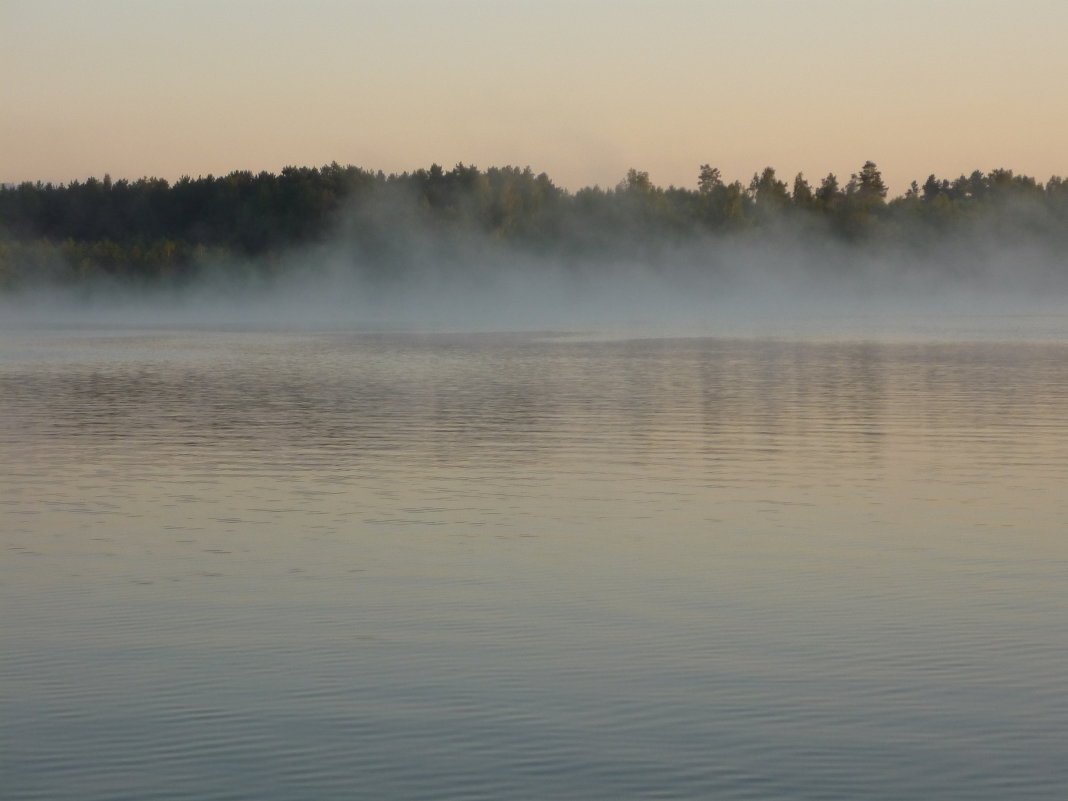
[4,228,1067,342]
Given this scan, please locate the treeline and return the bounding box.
[1,161,1067,288]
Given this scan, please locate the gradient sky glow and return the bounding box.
[3,0,1067,193]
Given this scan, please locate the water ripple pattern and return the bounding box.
[2,329,1067,800]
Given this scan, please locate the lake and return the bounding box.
[2,325,1067,800]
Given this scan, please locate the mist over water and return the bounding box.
[4,160,1067,339]
[4,230,1068,340]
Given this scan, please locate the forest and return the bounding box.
[1,161,1066,290]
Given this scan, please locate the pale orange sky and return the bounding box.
[3,0,1067,194]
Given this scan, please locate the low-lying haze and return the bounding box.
[5,232,1067,342]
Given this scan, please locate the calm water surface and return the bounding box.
[2,328,1067,800]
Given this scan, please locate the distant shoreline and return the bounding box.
[2,161,1066,292]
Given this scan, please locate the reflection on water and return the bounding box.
[2,330,1067,800]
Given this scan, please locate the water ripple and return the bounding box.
[2,331,1068,800]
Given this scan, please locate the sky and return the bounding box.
[3,0,1067,194]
